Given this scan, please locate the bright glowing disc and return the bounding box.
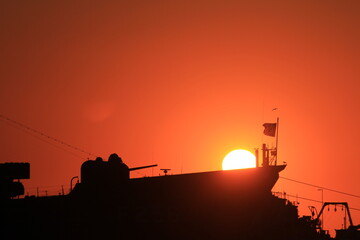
[222,149,256,170]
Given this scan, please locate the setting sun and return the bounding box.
[222,149,256,170]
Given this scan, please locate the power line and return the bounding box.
[279,176,360,199]
[0,114,97,158]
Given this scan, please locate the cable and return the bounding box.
[285,193,323,204]
[280,176,360,199]
[0,114,97,158]
[282,193,360,212]
[1,118,88,160]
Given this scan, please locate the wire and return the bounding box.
[280,176,360,199]
[285,193,323,204]
[1,118,88,160]
[0,114,97,158]
[282,192,360,212]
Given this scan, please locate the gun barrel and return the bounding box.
[129,164,158,171]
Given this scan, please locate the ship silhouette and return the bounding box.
[1,146,359,239]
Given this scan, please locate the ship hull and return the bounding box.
[1,165,316,240]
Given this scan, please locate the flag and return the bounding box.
[263,123,277,137]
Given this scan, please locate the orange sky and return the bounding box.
[1,0,359,231]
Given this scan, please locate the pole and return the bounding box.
[344,209,347,229]
[275,117,279,165]
[318,188,324,229]
[262,144,268,166]
[321,190,324,230]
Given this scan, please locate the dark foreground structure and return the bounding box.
[0,151,358,240]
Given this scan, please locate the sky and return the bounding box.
[1,0,359,233]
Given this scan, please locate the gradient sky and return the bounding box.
[1,0,359,231]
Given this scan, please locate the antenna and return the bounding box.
[160,169,171,176]
[275,117,279,165]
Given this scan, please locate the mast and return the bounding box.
[262,117,279,166]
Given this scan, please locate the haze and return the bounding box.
[0,0,359,227]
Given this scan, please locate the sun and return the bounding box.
[222,149,256,170]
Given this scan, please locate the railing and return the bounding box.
[22,185,70,198]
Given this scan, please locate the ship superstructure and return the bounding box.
[2,121,356,239]
[0,144,307,240]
